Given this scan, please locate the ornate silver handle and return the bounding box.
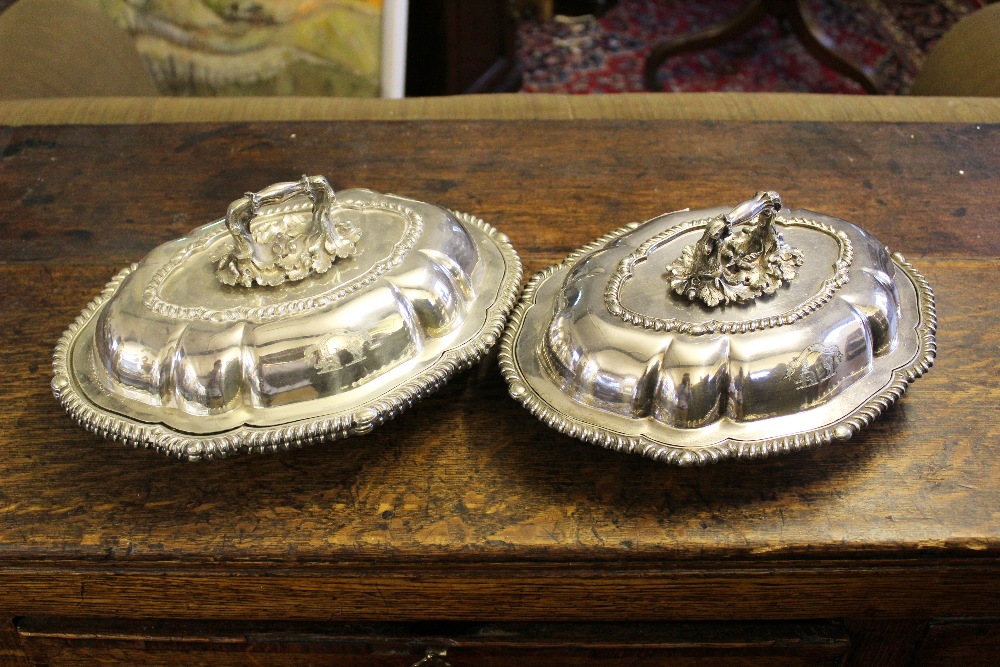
[667,190,803,307]
[724,189,781,227]
[411,648,452,667]
[216,175,361,287]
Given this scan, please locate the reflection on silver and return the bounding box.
[501,194,936,465]
[53,182,522,460]
[784,343,844,389]
[305,330,374,375]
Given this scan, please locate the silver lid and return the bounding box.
[53,176,521,460]
[501,192,936,465]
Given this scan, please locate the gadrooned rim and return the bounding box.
[498,222,936,466]
[52,210,523,461]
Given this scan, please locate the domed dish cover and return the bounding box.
[500,191,936,465]
[53,176,522,460]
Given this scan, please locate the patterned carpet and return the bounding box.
[517,0,987,94]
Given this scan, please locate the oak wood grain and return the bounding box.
[0,123,996,267]
[15,618,850,667]
[914,620,1000,667]
[0,121,998,661]
[842,619,927,667]
[0,255,996,566]
[2,562,998,621]
[0,618,29,667]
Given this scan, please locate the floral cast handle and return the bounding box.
[667,191,804,307]
[216,175,361,287]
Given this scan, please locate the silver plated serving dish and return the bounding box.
[53,176,521,460]
[501,192,936,465]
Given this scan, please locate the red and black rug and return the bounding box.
[517,0,986,94]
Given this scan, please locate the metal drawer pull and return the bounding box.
[412,648,452,667]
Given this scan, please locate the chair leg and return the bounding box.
[786,0,881,93]
[643,0,882,93]
[643,0,767,91]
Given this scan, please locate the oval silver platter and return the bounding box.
[53,176,521,460]
[500,192,936,465]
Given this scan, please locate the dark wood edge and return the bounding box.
[2,560,998,621]
[842,619,928,667]
[13,617,852,645]
[0,617,30,666]
[11,617,855,664]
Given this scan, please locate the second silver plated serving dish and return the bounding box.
[501,192,936,465]
[53,176,521,460]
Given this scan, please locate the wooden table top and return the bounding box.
[0,120,997,621]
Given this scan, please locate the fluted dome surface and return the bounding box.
[502,200,935,465]
[54,186,521,459]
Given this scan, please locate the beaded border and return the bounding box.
[499,223,935,466]
[142,198,423,324]
[52,211,521,461]
[604,216,854,335]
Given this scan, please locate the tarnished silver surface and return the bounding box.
[500,195,936,465]
[53,180,522,460]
